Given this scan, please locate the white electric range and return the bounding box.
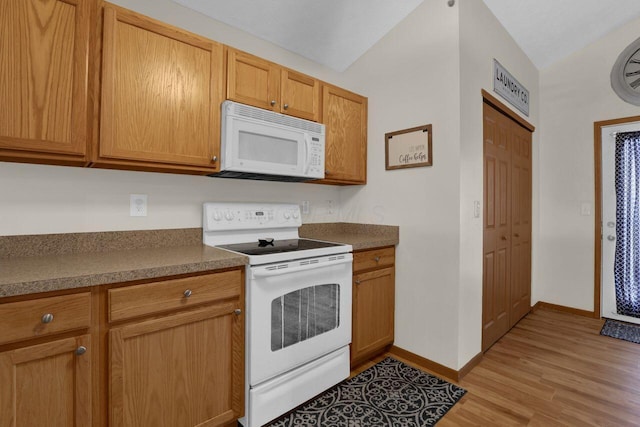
[203,202,353,427]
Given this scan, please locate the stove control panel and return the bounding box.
[203,202,302,231]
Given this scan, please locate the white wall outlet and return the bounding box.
[301,200,310,215]
[130,194,147,217]
[580,201,592,216]
[326,200,334,215]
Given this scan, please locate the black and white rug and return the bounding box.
[265,357,466,427]
[601,318,640,344]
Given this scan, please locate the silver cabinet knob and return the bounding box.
[234,309,242,315]
[607,235,616,241]
[283,103,289,110]
[183,289,192,298]
[355,280,361,285]
[270,100,276,106]
[212,155,218,162]
[374,256,380,262]
[41,313,54,324]
[75,346,87,356]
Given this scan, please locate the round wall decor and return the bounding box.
[611,36,640,106]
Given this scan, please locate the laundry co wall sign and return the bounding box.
[493,59,529,117]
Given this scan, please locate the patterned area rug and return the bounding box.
[265,357,466,427]
[601,318,640,344]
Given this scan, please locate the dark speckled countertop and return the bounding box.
[0,223,398,298]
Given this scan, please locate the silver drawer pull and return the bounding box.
[41,313,54,324]
[234,309,242,315]
[183,289,192,298]
[75,346,87,356]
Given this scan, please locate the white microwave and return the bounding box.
[213,101,325,182]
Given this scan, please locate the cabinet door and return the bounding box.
[100,5,223,172]
[322,84,368,184]
[0,0,90,164]
[351,267,394,365]
[110,303,243,427]
[281,69,320,122]
[227,48,280,112]
[0,334,91,427]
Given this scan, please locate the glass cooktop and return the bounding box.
[218,238,344,256]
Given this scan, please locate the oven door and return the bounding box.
[247,253,352,386]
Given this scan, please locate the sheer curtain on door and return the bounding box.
[615,131,640,317]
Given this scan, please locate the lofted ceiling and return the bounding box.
[172,0,640,71]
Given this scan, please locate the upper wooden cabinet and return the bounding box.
[0,0,92,165]
[96,4,224,173]
[320,84,368,184]
[227,48,321,122]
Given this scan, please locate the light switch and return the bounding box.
[473,201,481,218]
[580,202,592,216]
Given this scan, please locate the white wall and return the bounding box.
[0,162,340,235]
[338,0,462,369]
[537,16,640,311]
[0,0,347,236]
[458,1,539,368]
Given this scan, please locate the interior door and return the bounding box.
[483,103,511,351]
[482,100,533,352]
[601,120,640,324]
[510,123,532,326]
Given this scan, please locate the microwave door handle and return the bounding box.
[304,134,312,174]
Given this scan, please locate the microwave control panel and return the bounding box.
[307,137,324,178]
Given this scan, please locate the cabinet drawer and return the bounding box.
[0,292,91,346]
[108,270,242,322]
[353,247,395,273]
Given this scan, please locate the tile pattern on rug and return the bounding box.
[601,318,640,344]
[266,357,466,427]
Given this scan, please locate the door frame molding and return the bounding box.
[481,90,535,132]
[593,115,640,319]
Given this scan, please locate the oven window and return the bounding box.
[271,284,340,351]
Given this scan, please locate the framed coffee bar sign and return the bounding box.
[385,124,432,170]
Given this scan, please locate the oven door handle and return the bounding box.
[252,257,352,278]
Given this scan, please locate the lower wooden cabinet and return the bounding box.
[351,247,395,367]
[0,268,244,427]
[107,270,244,427]
[0,307,92,427]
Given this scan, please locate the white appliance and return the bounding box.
[203,202,352,427]
[212,101,325,182]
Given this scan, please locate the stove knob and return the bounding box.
[225,211,234,221]
[283,212,291,220]
[213,212,222,221]
[292,211,299,219]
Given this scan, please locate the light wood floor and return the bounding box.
[362,308,640,426]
